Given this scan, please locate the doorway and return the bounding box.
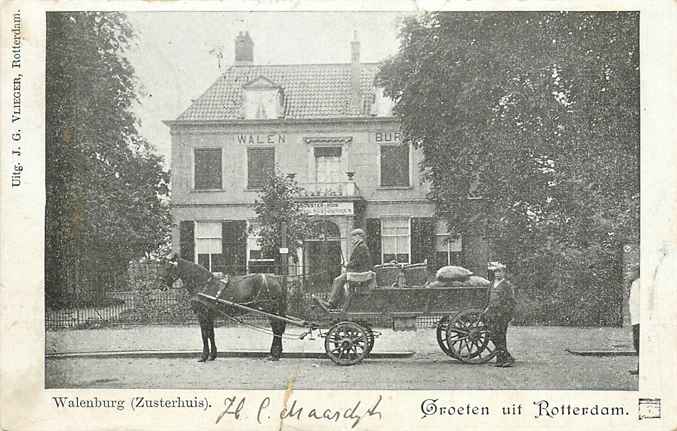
[304,220,343,285]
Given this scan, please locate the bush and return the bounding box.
[509,242,624,326]
[126,260,195,324]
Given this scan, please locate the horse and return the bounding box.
[158,254,287,362]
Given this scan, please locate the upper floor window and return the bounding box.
[247,147,275,189]
[314,147,343,183]
[194,148,222,190]
[380,143,410,187]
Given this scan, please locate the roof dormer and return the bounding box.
[370,87,395,117]
[241,76,285,120]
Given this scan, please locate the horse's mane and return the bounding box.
[177,258,214,292]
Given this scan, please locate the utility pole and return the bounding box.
[279,222,288,314]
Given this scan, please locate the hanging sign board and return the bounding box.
[303,201,354,216]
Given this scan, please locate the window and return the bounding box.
[247,221,276,273]
[194,148,222,190]
[246,222,274,260]
[242,77,284,120]
[434,220,462,267]
[314,147,342,183]
[247,148,275,189]
[382,217,410,263]
[195,222,225,273]
[380,144,409,187]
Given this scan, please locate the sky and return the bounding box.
[126,12,408,165]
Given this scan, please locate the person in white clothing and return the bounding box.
[628,267,640,375]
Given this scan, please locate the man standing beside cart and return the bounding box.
[484,262,517,367]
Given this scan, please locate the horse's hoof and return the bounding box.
[198,357,207,363]
[265,355,280,362]
[208,356,217,361]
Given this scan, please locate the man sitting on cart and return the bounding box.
[484,262,517,367]
[317,228,373,310]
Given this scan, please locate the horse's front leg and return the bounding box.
[207,314,218,361]
[198,316,210,362]
[268,319,286,361]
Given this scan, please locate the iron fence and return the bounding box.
[45,263,448,329]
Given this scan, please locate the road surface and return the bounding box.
[46,325,638,390]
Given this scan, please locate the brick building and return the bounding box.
[165,32,488,279]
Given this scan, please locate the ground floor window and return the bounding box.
[381,217,410,263]
[195,221,225,273]
[434,220,462,268]
[246,221,276,272]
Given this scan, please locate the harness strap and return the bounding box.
[215,280,227,299]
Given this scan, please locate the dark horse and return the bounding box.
[159,254,287,362]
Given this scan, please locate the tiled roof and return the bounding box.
[176,63,381,121]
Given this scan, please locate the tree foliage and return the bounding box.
[46,12,171,306]
[377,12,639,325]
[252,171,312,265]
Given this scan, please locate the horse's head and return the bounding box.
[156,252,181,290]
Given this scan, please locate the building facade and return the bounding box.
[165,32,487,279]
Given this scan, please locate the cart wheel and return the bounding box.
[324,321,370,366]
[436,315,457,358]
[446,309,495,364]
[359,322,375,357]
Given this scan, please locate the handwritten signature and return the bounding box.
[217,395,383,429]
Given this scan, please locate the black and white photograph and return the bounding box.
[2,1,676,430]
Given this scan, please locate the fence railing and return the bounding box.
[45,261,450,329]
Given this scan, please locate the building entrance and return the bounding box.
[304,220,343,284]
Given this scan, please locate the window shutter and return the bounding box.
[222,220,247,274]
[411,217,435,265]
[380,144,409,187]
[366,218,382,265]
[248,148,275,189]
[179,221,195,262]
[194,149,222,189]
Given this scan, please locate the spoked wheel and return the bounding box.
[446,309,496,364]
[324,321,370,366]
[361,322,376,357]
[436,315,456,358]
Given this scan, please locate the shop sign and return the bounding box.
[236,134,286,145]
[303,201,354,216]
[374,131,401,143]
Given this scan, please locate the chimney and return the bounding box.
[234,31,254,65]
[350,31,361,115]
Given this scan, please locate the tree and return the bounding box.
[252,171,312,269]
[377,12,639,325]
[46,12,171,306]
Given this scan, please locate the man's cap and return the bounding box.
[488,261,506,271]
[351,228,366,238]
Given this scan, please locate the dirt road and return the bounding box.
[46,326,638,390]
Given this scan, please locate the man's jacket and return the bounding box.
[346,240,372,273]
[485,279,516,316]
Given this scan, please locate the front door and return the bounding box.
[305,220,343,286]
[305,240,343,284]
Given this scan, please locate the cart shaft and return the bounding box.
[196,293,313,327]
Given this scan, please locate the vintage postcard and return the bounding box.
[1,0,676,430]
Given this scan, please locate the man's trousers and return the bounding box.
[485,311,513,361]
